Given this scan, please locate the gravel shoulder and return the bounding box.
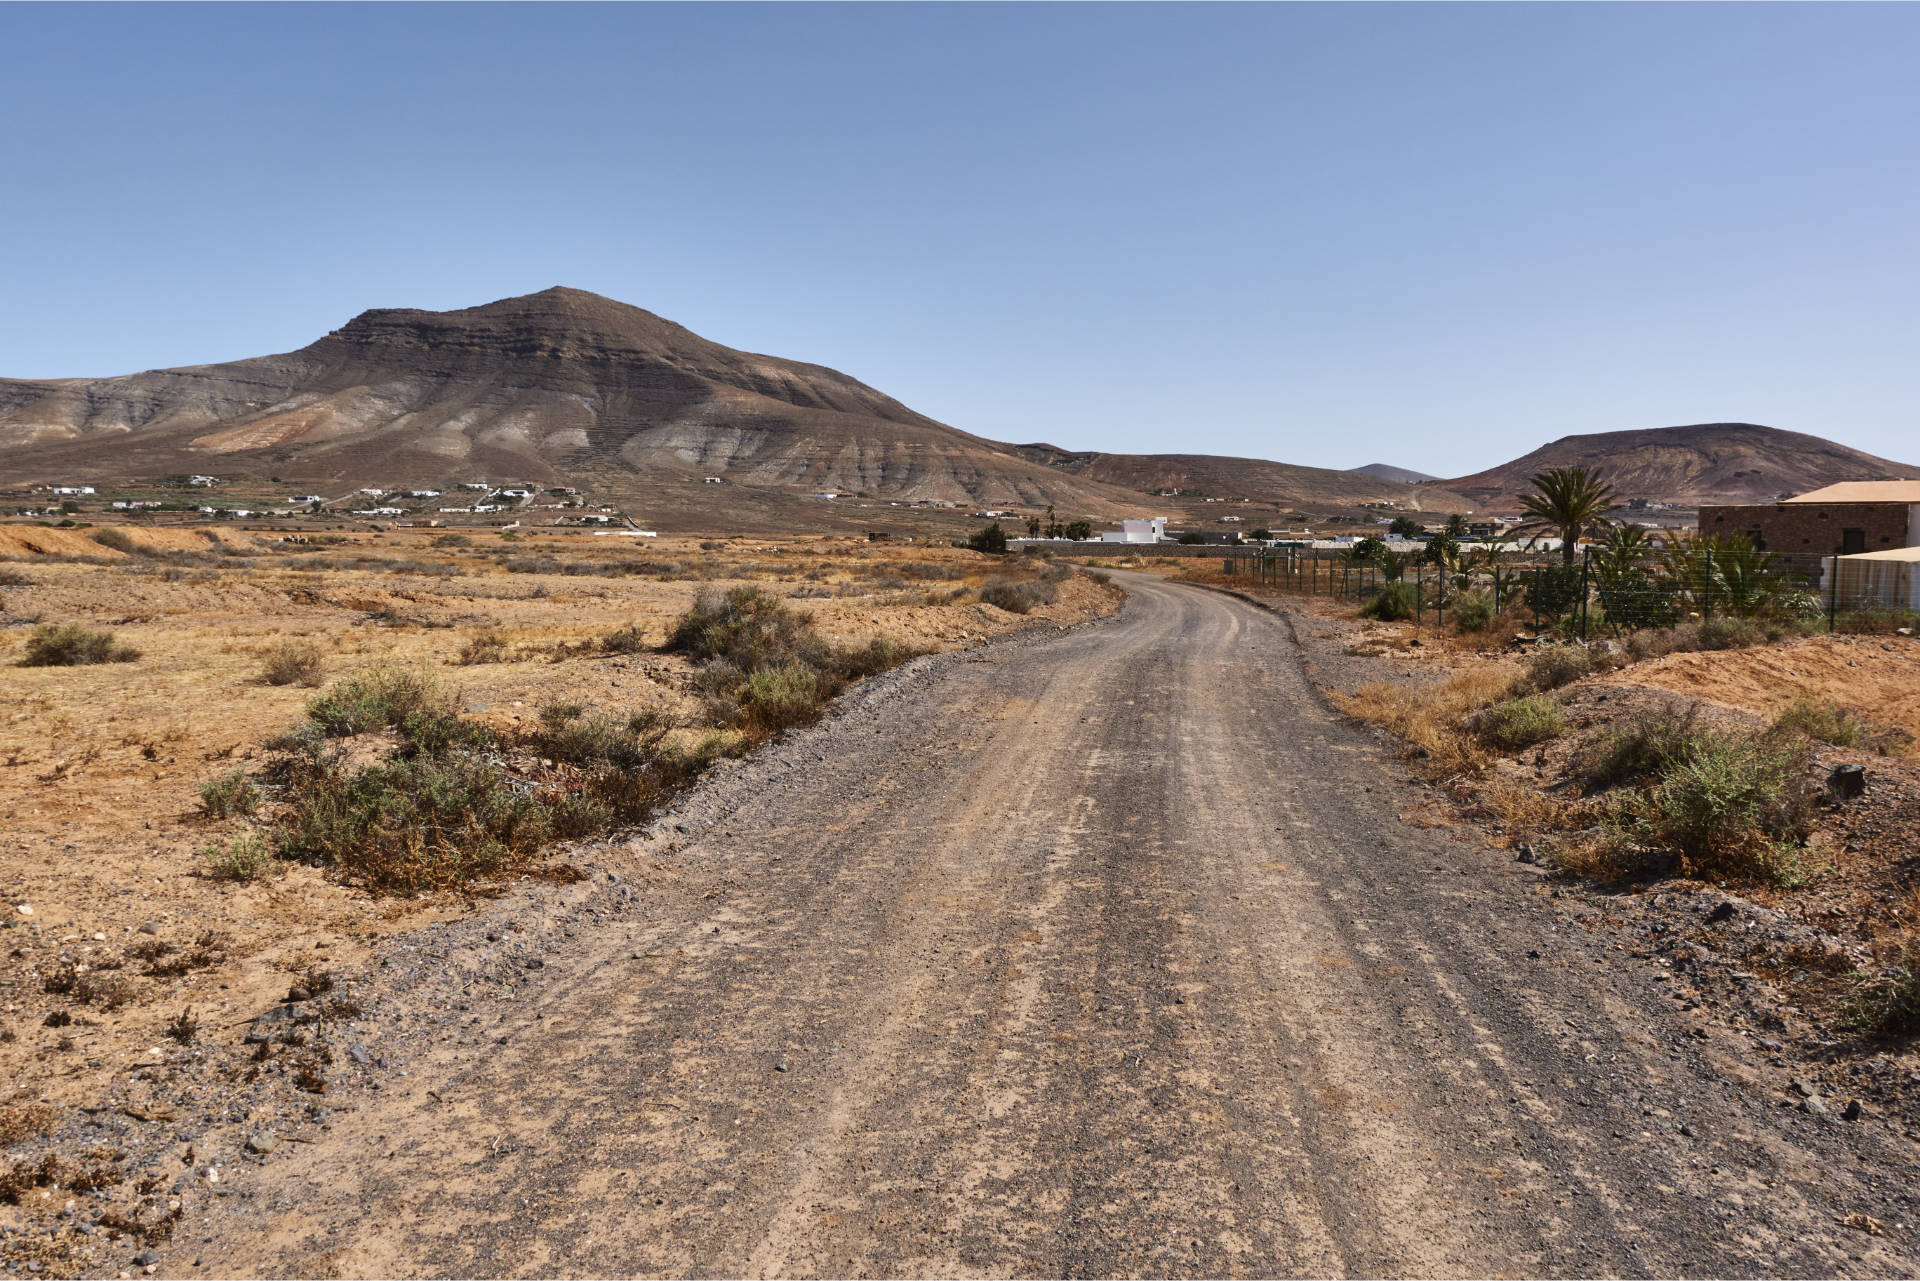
[165,573,1920,1277]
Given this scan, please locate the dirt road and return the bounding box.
[197,573,1917,1278]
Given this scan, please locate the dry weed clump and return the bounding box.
[1471,696,1566,751]
[198,768,261,819]
[1333,666,1513,776]
[259,637,326,687]
[980,579,1056,615]
[1845,944,1920,1040]
[0,1105,57,1149]
[1769,699,1912,756]
[19,624,140,666]
[200,831,275,882]
[456,629,518,665]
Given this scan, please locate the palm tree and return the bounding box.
[1517,466,1615,565]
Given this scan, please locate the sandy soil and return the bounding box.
[1593,634,1920,744]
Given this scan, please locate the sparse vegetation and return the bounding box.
[305,667,452,738]
[979,579,1056,614]
[1844,945,1920,1040]
[1449,591,1496,632]
[1513,643,1603,694]
[259,638,326,687]
[198,768,261,819]
[200,831,275,882]
[456,629,516,665]
[1571,704,1709,791]
[1769,698,1910,754]
[19,623,140,666]
[1472,696,1566,751]
[1613,731,1815,884]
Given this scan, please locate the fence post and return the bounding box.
[1703,548,1713,621]
[1829,555,1839,633]
[1579,546,1591,641]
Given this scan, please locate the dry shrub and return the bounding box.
[198,768,261,819]
[1769,699,1911,756]
[1471,696,1566,751]
[1846,944,1920,1040]
[979,579,1055,614]
[1549,826,1666,884]
[260,637,325,687]
[1333,666,1514,775]
[0,1105,56,1149]
[1512,643,1602,694]
[201,830,274,882]
[1617,733,1816,885]
[456,630,516,665]
[19,624,139,666]
[1481,778,1588,834]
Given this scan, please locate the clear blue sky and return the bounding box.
[3,3,1917,475]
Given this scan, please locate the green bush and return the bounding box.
[533,710,671,770]
[665,587,830,673]
[1451,592,1497,633]
[1473,696,1566,751]
[1572,705,1709,790]
[600,623,648,654]
[260,638,325,687]
[272,746,549,895]
[1359,580,1417,622]
[19,624,140,666]
[305,668,449,737]
[1620,733,1814,883]
[201,831,275,882]
[968,523,1009,554]
[199,769,261,819]
[741,663,828,732]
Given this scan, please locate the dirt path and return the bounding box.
[192,573,1918,1278]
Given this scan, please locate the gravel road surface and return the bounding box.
[196,573,1918,1278]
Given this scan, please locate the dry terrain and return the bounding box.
[0,521,1119,1279]
[0,570,1912,1277]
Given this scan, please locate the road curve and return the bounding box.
[201,573,1915,1278]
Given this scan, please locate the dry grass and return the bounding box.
[1332,665,1516,775]
[0,522,1124,1124]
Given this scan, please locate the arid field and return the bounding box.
[0,520,1119,1272]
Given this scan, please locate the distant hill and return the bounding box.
[0,288,1141,513]
[1014,445,1475,512]
[1443,423,1920,510]
[1350,463,1441,485]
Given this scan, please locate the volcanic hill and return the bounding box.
[1443,422,1920,510]
[0,288,1141,512]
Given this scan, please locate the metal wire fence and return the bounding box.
[1221,544,1920,636]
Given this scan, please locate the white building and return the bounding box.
[1100,517,1169,544]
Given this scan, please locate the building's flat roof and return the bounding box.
[1785,481,1920,503]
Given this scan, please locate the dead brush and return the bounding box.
[1331,665,1515,776]
[163,1008,197,1044]
[0,1104,56,1149]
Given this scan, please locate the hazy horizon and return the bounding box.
[3,4,1918,476]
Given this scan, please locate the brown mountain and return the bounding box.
[1443,423,1920,510]
[0,288,1140,512]
[1014,445,1476,513]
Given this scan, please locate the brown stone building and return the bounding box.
[1698,481,1920,555]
